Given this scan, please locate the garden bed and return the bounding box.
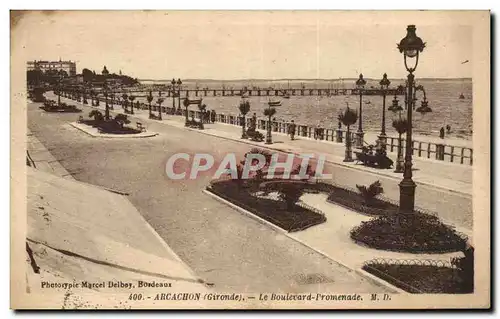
[322,182,398,216]
[207,179,326,232]
[363,263,473,294]
[80,119,141,135]
[350,213,467,253]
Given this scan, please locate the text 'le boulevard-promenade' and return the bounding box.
[16,13,490,310]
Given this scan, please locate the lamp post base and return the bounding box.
[399,178,417,214]
[355,131,364,148]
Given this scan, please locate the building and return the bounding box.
[27,59,77,76]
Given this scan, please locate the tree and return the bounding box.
[147,91,154,118]
[82,68,93,82]
[121,93,128,111]
[27,70,44,86]
[239,99,251,139]
[338,106,358,162]
[156,98,164,120]
[128,95,136,114]
[264,107,276,144]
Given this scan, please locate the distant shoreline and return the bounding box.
[139,78,473,83]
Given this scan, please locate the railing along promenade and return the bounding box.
[93,94,473,166]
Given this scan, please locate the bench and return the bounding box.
[136,122,146,132]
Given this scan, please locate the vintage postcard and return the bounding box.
[11,10,490,309]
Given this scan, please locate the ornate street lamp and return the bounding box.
[103,83,110,120]
[171,78,176,112]
[355,73,366,148]
[397,24,426,215]
[176,78,183,115]
[378,73,391,144]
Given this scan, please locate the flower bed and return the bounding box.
[80,119,141,135]
[207,179,326,232]
[351,213,467,253]
[363,262,473,293]
[323,183,398,216]
[305,182,467,253]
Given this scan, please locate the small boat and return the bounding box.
[459,93,465,99]
[268,99,282,107]
[187,98,202,105]
[364,100,372,105]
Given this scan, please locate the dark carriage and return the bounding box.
[354,146,394,169]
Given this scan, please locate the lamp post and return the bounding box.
[171,79,176,113]
[378,73,391,144]
[397,24,426,215]
[355,74,366,148]
[104,83,110,120]
[177,79,182,115]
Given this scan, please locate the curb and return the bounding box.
[203,188,406,294]
[69,122,159,139]
[186,126,471,198]
[129,197,209,287]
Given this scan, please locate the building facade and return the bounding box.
[27,59,77,76]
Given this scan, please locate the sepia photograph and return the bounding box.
[10,10,491,309]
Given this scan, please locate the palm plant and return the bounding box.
[392,116,408,173]
[356,180,384,206]
[264,106,276,144]
[122,93,128,111]
[338,106,358,162]
[239,99,251,139]
[183,98,190,125]
[147,91,154,118]
[128,95,136,114]
[275,182,305,211]
[156,97,164,120]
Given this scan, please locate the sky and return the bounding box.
[12,11,474,80]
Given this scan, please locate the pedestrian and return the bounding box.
[251,112,257,129]
[446,124,451,135]
[440,127,445,139]
[289,120,296,141]
[314,122,321,140]
[211,109,216,123]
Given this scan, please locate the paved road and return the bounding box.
[28,101,390,293]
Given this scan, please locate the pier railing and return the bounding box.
[98,97,473,166]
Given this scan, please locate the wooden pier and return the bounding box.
[112,87,405,98]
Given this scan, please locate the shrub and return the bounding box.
[356,180,384,206]
[114,114,130,128]
[88,110,104,122]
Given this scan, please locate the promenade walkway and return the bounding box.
[50,93,473,229]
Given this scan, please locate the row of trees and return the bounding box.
[81,68,138,86]
[27,69,68,86]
